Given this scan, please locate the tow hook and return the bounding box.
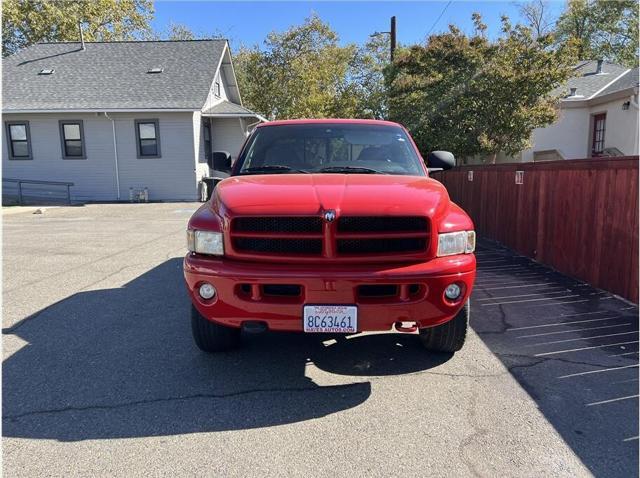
[394,321,418,333]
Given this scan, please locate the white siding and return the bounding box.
[210,117,247,166]
[522,108,589,161]
[202,70,229,113]
[522,96,639,161]
[596,97,639,156]
[193,111,210,181]
[113,112,198,201]
[2,112,199,201]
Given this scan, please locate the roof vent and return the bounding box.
[147,67,163,74]
[569,87,577,96]
[38,69,54,75]
[596,59,604,74]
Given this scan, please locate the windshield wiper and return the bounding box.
[316,166,388,174]
[240,165,309,174]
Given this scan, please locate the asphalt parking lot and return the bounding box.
[3,203,638,477]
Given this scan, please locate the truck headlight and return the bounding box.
[187,230,224,256]
[437,231,475,257]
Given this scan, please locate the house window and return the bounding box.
[135,119,161,158]
[214,81,221,97]
[59,120,86,159]
[203,122,211,163]
[5,121,32,160]
[591,113,606,156]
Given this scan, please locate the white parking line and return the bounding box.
[481,294,581,306]
[517,323,633,339]
[478,265,527,271]
[529,331,639,346]
[475,273,553,285]
[477,289,568,301]
[559,310,625,318]
[536,298,601,307]
[481,282,554,291]
[586,395,639,406]
[507,316,624,331]
[559,364,639,379]
[608,351,639,357]
[534,340,639,356]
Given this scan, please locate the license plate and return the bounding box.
[303,305,357,333]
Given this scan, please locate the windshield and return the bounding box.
[235,124,425,176]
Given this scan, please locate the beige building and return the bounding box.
[467,61,639,164]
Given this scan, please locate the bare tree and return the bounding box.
[519,0,553,38]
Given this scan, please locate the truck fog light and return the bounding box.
[444,283,462,301]
[199,282,216,300]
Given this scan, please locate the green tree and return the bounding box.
[144,21,224,41]
[555,0,639,67]
[387,14,577,163]
[349,34,391,119]
[2,0,154,56]
[234,14,388,120]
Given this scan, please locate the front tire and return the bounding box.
[419,301,469,353]
[191,304,240,352]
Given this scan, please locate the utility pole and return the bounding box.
[370,16,397,62]
[390,16,396,61]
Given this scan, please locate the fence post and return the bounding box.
[17,181,23,206]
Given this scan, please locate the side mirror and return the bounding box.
[427,151,456,171]
[209,151,232,172]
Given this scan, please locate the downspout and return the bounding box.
[104,112,121,200]
[238,117,245,137]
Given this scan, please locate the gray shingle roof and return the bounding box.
[2,40,227,111]
[598,67,639,97]
[559,60,629,100]
[202,100,258,116]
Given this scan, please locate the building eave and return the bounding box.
[2,108,200,114]
[202,112,268,122]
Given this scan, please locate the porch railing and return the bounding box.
[2,178,74,206]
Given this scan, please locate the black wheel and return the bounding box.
[191,304,240,352]
[419,301,469,353]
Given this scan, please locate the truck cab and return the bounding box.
[184,119,476,353]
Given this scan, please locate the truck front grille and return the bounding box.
[233,216,323,234]
[229,215,429,260]
[338,216,428,233]
[337,237,427,255]
[233,237,323,255]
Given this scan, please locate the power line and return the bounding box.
[425,0,453,39]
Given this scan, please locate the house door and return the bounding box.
[591,113,606,157]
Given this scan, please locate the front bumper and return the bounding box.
[184,254,476,332]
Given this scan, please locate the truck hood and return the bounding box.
[214,174,450,218]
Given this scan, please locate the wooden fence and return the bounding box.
[432,157,639,303]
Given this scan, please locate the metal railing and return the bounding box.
[2,178,74,206]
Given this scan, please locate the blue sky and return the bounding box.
[152,1,567,51]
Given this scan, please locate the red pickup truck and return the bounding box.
[184,119,476,354]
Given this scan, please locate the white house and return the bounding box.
[521,60,639,162]
[2,39,265,202]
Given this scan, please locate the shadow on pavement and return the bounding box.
[2,258,450,442]
[472,239,639,478]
